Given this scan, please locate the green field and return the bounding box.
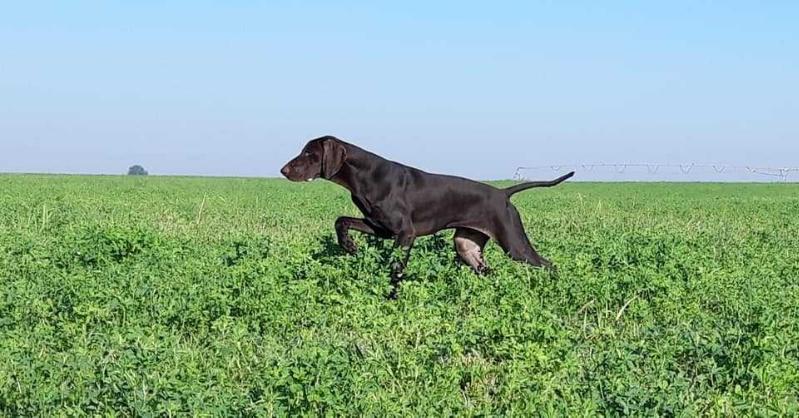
[1,174,798,415]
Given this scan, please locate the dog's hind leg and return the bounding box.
[493,205,553,270]
[454,228,490,274]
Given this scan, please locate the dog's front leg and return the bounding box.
[335,216,392,254]
[388,231,415,299]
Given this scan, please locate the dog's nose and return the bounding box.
[280,165,290,177]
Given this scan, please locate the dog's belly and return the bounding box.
[412,216,491,237]
[410,194,494,236]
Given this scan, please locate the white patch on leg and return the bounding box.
[455,234,487,271]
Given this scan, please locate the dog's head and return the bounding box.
[280,136,347,182]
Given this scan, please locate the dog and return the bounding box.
[281,135,574,297]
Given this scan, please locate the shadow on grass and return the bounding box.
[310,235,348,263]
[309,232,475,299]
[311,233,453,263]
[309,234,394,263]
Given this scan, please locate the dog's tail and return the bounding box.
[503,171,575,197]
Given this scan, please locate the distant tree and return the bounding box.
[128,165,148,176]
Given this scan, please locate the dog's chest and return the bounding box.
[351,195,373,216]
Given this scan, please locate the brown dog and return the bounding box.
[281,136,574,297]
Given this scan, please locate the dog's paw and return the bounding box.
[339,239,358,255]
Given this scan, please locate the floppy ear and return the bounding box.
[322,139,347,179]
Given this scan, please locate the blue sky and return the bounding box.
[1,1,797,179]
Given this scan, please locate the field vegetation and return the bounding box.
[1,174,797,415]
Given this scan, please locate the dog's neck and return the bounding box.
[329,143,386,196]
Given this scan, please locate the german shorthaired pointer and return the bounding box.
[281,136,574,298]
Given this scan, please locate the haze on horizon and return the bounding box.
[1,1,797,180]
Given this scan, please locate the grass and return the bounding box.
[1,174,798,415]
